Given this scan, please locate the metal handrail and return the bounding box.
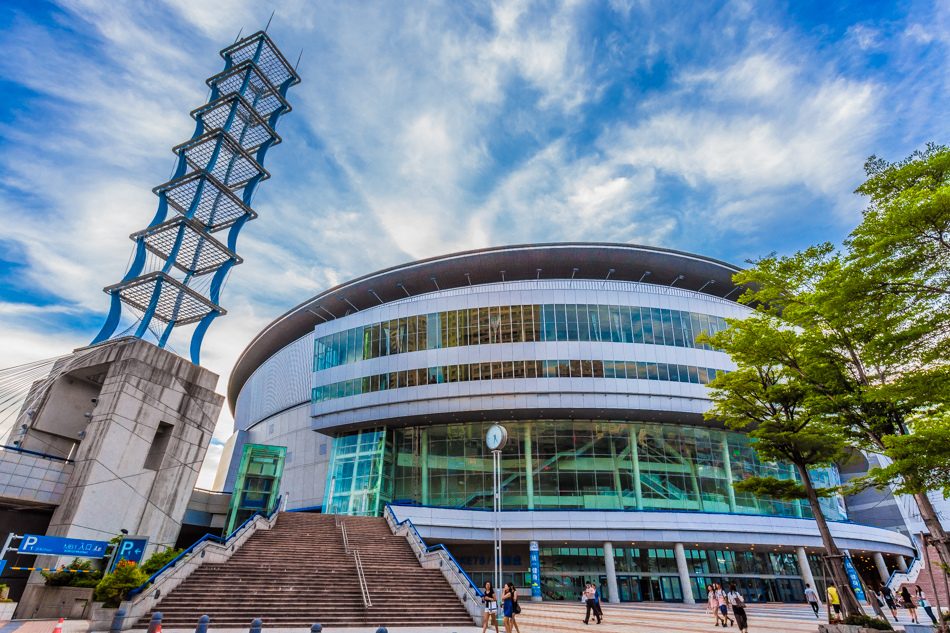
[353,549,372,607]
[336,517,370,607]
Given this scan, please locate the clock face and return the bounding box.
[486,424,508,450]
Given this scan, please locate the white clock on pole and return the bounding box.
[486,424,508,451]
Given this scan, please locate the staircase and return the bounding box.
[138,512,474,628]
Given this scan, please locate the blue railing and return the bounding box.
[1,445,73,463]
[885,534,922,589]
[127,496,281,597]
[385,503,481,596]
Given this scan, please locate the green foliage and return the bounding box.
[843,613,894,630]
[42,558,103,587]
[140,547,183,576]
[733,476,835,501]
[93,560,147,608]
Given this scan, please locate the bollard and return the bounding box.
[148,613,163,633]
[195,615,210,633]
[310,625,322,633]
[110,608,127,633]
[249,618,263,633]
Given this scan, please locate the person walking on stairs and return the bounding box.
[804,583,820,618]
[826,582,841,621]
[708,584,724,626]
[481,581,500,633]
[916,586,939,625]
[507,583,522,633]
[727,584,748,633]
[900,586,919,623]
[879,582,898,621]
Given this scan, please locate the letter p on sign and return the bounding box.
[24,536,38,549]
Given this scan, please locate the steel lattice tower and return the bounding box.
[92,31,300,364]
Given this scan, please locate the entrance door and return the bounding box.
[659,576,683,602]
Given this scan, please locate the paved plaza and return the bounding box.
[1,603,833,633]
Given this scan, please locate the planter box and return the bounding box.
[17,586,94,620]
[818,625,892,633]
[0,602,17,620]
[87,602,119,633]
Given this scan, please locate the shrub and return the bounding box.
[42,558,103,587]
[93,560,148,608]
[140,547,183,576]
[843,614,894,630]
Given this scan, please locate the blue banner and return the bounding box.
[0,560,6,576]
[529,541,541,599]
[18,534,108,558]
[109,537,149,572]
[843,555,866,602]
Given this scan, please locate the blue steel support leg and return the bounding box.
[121,239,149,282]
[190,310,220,365]
[134,277,164,340]
[158,320,175,348]
[148,191,172,228]
[184,177,206,220]
[91,291,123,344]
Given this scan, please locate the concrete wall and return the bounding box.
[0,448,71,506]
[11,338,224,619]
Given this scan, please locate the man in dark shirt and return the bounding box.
[879,583,898,621]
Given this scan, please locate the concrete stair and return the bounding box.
[139,512,473,628]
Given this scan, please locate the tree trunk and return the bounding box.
[794,461,865,618]
[913,491,950,571]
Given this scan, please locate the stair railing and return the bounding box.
[336,516,371,607]
[353,549,372,608]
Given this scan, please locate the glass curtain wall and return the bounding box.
[314,303,729,371]
[325,420,846,521]
[323,429,393,516]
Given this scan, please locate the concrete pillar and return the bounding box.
[604,542,620,603]
[797,546,820,604]
[609,438,623,510]
[630,431,643,510]
[524,427,534,510]
[873,552,890,583]
[720,435,737,513]
[896,555,908,572]
[674,543,695,604]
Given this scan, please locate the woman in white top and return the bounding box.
[915,586,938,625]
[727,584,748,633]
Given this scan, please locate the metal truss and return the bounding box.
[92,30,300,364]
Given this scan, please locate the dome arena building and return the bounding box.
[218,243,914,604]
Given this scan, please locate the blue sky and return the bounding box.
[1,0,947,486]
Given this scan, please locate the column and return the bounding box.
[895,555,908,573]
[796,546,820,604]
[720,435,737,513]
[873,552,890,583]
[420,427,429,505]
[604,542,620,603]
[673,543,695,604]
[609,437,623,510]
[630,431,643,510]
[524,427,534,510]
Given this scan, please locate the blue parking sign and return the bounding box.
[109,537,149,572]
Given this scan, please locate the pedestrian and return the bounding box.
[593,582,604,622]
[508,584,522,633]
[900,586,918,624]
[707,584,721,624]
[804,583,820,618]
[916,585,938,625]
[727,584,748,633]
[502,582,515,633]
[716,583,735,627]
[583,582,601,624]
[879,582,898,621]
[481,581,499,633]
[826,582,841,621]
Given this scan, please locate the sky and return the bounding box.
[1,0,947,488]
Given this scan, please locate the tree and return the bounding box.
[699,314,864,618]
[732,243,950,571]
